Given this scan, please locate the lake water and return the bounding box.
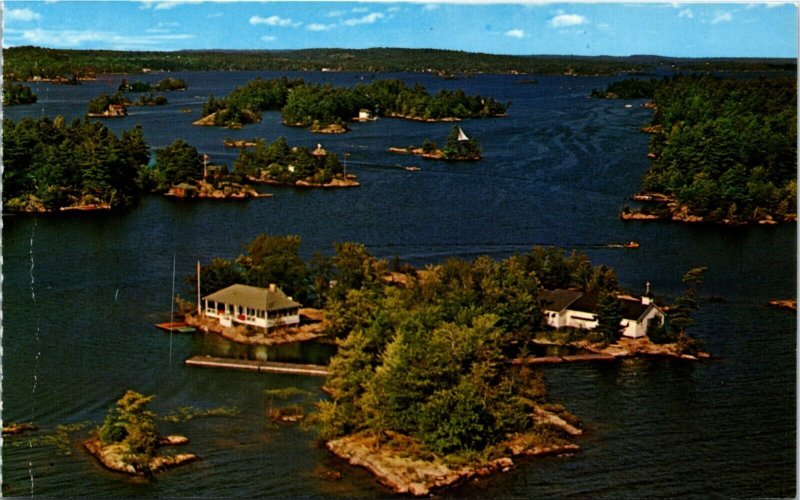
[2,71,796,497]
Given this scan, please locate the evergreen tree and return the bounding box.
[596,294,623,343]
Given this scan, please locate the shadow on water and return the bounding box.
[190,333,337,366]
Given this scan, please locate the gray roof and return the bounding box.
[203,284,301,311]
[539,289,583,312]
[541,289,661,321]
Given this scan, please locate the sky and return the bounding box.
[2,1,797,58]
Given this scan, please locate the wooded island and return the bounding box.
[187,234,708,494]
[195,77,507,130]
[597,76,797,224]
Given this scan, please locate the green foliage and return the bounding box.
[668,267,707,336]
[238,234,309,300]
[646,316,674,344]
[520,246,618,294]
[202,77,303,127]
[97,390,159,468]
[2,117,148,210]
[263,387,314,400]
[592,78,660,99]
[118,79,152,92]
[354,79,507,120]
[160,405,239,423]
[3,82,37,105]
[9,422,91,456]
[5,46,795,81]
[154,77,187,91]
[153,139,203,187]
[442,126,481,160]
[234,137,343,184]
[87,92,128,114]
[641,75,796,222]
[205,76,506,129]
[595,294,623,343]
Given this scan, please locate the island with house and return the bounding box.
[167,235,709,496]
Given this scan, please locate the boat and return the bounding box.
[405,166,420,172]
[624,241,640,249]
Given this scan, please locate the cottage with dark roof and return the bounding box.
[539,284,665,339]
[202,283,301,330]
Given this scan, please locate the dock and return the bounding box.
[512,353,617,365]
[185,355,329,376]
[155,322,197,333]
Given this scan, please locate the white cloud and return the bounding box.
[387,6,401,12]
[423,4,439,11]
[10,28,193,50]
[6,8,42,22]
[597,23,610,30]
[342,12,384,26]
[505,29,524,39]
[766,2,785,7]
[549,13,587,28]
[139,0,202,10]
[207,12,223,18]
[678,9,693,18]
[351,7,368,13]
[711,11,733,24]
[249,15,297,27]
[307,23,334,31]
[327,10,345,17]
[261,35,276,42]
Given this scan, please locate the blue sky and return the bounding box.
[3,1,797,57]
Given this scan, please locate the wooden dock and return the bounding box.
[512,353,617,365]
[185,356,329,376]
[155,322,197,333]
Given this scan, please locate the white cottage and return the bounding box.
[539,287,665,339]
[203,283,301,330]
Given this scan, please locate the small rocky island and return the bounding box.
[235,138,359,188]
[84,391,198,475]
[389,126,481,161]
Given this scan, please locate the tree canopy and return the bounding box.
[3,117,149,211]
[2,82,37,105]
[233,137,344,185]
[633,75,796,223]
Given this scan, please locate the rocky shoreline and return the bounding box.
[621,193,795,226]
[532,336,711,362]
[388,146,480,161]
[183,309,329,346]
[2,422,38,435]
[165,180,272,200]
[768,299,797,311]
[326,406,580,497]
[84,435,198,475]
[247,175,360,189]
[5,195,115,214]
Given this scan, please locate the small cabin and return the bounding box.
[203,283,301,330]
[539,285,665,339]
[358,109,373,120]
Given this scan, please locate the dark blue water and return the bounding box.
[3,71,795,497]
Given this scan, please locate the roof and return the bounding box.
[541,289,660,322]
[203,284,301,311]
[539,289,583,312]
[619,297,661,321]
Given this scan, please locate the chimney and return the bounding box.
[642,281,653,305]
[269,283,276,292]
